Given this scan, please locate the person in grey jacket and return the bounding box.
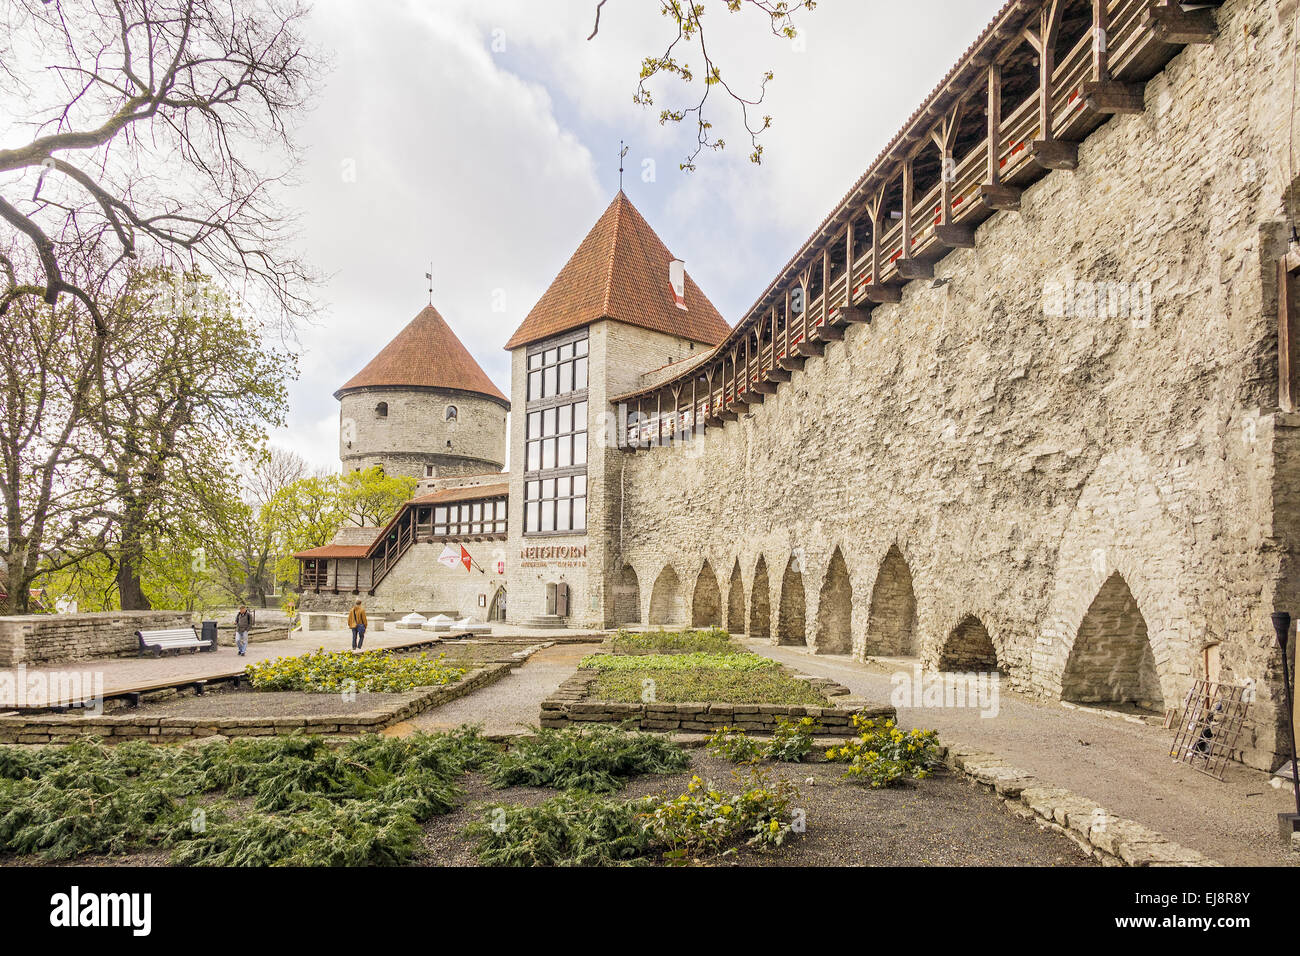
[234,605,254,656]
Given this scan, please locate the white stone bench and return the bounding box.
[136,627,215,657]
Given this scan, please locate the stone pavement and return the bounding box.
[403,642,601,737]
[9,628,458,696]
[745,639,1297,867]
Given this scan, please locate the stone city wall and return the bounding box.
[607,0,1299,769]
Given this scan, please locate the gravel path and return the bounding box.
[418,751,1096,867]
[404,642,600,736]
[746,640,1297,867]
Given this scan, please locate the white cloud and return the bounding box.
[280,0,1007,470]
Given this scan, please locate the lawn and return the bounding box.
[587,667,827,705]
[608,627,740,656]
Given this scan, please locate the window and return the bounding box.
[525,401,587,473]
[527,337,588,401]
[375,402,388,418]
[445,405,458,422]
[424,464,435,478]
[525,475,586,534]
[431,498,508,536]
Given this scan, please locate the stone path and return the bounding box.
[746,639,1297,867]
[11,628,458,696]
[403,642,601,737]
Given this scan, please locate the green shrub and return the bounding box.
[580,651,778,672]
[245,648,467,693]
[0,728,495,864]
[646,768,801,863]
[469,767,802,866]
[171,798,423,867]
[823,714,942,787]
[488,724,689,793]
[587,668,827,705]
[707,716,819,764]
[467,793,652,867]
[609,628,739,656]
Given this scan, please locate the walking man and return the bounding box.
[234,604,254,656]
[348,599,368,651]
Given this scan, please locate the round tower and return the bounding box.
[334,303,509,480]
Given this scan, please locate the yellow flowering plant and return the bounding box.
[823,713,941,788]
[245,648,467,694]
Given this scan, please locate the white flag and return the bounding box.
[437,544,460,569]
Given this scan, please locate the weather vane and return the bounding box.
[619,140,629,190]
[425,262,433,305]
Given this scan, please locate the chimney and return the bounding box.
[669,259,687,310]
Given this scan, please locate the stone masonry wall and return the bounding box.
[606,0,1299,769]
[0,611,193,665]
[339,387,507,480]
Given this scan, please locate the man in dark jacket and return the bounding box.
[234,605,254,656]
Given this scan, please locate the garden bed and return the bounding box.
[603,627,740,656]
[0,724,1098,868]
[540,639,882,733]
[0,642,551,742]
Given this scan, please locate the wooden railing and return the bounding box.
[616,0,1193,450]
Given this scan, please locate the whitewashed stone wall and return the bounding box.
[606,0,1300,769]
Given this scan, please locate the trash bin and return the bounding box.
[200,620,217,651]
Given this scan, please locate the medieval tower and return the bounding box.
[335,303,509,480]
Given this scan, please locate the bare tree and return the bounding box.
[216,445,310,606]
[0,0,323,330]
[589,0,817,171]
[0,285,108,613]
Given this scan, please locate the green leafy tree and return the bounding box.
[263,466,414,590]
[340,468,417,527]
[83,267,296,609]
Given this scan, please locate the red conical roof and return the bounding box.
[335,304,507,404]
[504,191,730,350]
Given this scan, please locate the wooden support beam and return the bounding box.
[763,366,792,383]
[794,339,825,358]
[980,60,1022,213]
[834,305,873,324]
[934,223,976,248]
[864,283,903,303]
[1091,0,1110,82]
[811,323,845,343]
[895,257,934,280]
[979,183,1022,211]
[1081,80,1146,115]
[778,355,807,372]
[752,381,778,395]
[1148,2,1216,44]
[1279,252,1300,412]
[844,222,855,304]
[986,61,1003,188]
[1030,138,1079,171]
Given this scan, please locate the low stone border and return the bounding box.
[540,672,892,733]
[0,660,518,744]
[942,741,1221,867]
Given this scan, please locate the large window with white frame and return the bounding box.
[524,331,588,535]
[525,475,587,534]
[432,498,508,536]
[527,338,589,401]
[525,400,588,472]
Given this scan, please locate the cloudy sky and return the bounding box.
[277,0,1006,469]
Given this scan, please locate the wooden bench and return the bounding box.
[136,626,216,657]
